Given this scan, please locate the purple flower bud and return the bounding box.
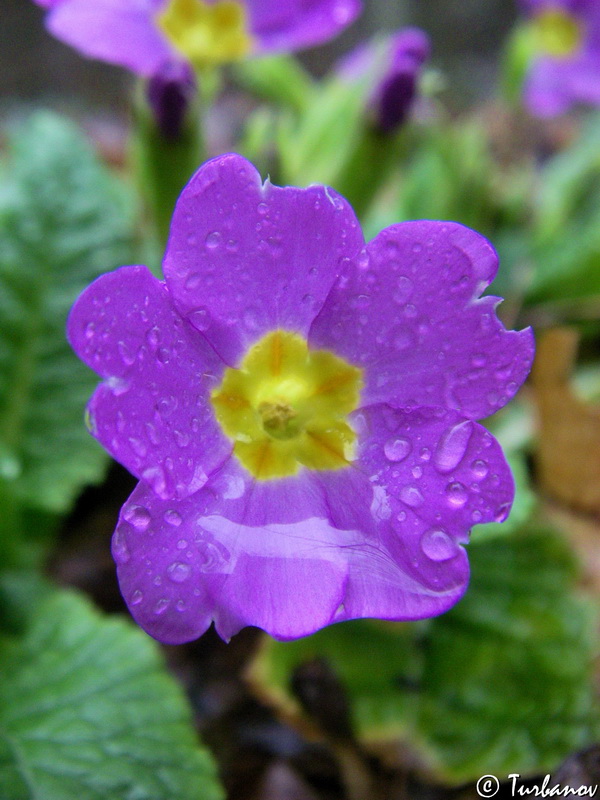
[146,60,196,140]
[338,28,430,134]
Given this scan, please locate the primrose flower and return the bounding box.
[339,28,430,133]
[35,0,361,76]
[68,154,534,644]
[520,0,600,116]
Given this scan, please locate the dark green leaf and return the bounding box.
[0,588,224,800]
[255,528,598,783]
[0,112,136,514]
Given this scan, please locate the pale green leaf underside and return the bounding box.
[0,589,224,800]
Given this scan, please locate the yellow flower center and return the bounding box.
[211,330,363,480]
[533,8,582,58]
[157,0,252,68]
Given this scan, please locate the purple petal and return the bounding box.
[113,462,350,643]
[46,0,174,76]
[309,221,534,420]
[112,402,511,643]
[67,265,232,499]
[248,0,362,54]
[318,403,513,623]
[524,54,600,115]
[163,153,364,366]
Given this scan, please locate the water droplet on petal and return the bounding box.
[189,307,210,332]
[112,530,130,564]
[164,509,182,526]
[421,528,458,561]
[177,538,188,549]
[167,562,191,583]
[153,598,170,615]
[123,504,151,531]
[471,459,489,479]
[130,589,143,606]
[146,326,161,347]
[495,502,511,522]
[205,231,222,249]
[400,485,424,507]
[84,322,96,340]
[129,437,147,458]
[118,341,136,366]
[434,421,473,473]
[446,481,468,507]
[384,437,411,462]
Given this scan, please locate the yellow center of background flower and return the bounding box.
[211,330,363,480]
[157,0,252,67]
[533,8,582,58]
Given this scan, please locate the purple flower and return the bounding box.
[35,0,362,76]
[339,28,430,133]
[67,154,534,644]
[520,0,600,116]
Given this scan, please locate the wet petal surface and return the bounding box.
[163,154,364,366]
[67,265,231,499]
[309,221,534,419]
[113,461,350,643]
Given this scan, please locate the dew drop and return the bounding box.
[384,437,411,462]
[421,528,458,561]
[146,326,161,347]
[177,538,188,549]
[446,482,468,507]
[397,510,407,522]
[117,340,136,366]
[189,307,210,332]
[153,598,170,615]
[205,231,222,249]
[167,561,191,583]
[412,465,423,479]
[176,600,187,612]
[129,437,147,458]
[471,459,489,479]
[174,429,190,448]
[123,504,151,531]
[400,485,424,507]
[164,509,182,527]
[130,589,143,606]
[471,353,487,368]
[84,321,96,340]
[434,421,473,473]
[112,530,130,564]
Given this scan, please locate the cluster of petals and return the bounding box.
[34,0,362,76]
[338,27,430,132]
[68,154,534,644]
[520,0,600,116]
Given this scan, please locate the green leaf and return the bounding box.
[255,528,599,783]
[0,111,136,515]
[0,588,224,800]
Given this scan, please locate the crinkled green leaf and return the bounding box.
[256,528,599,783]
[0,111,136,514]
[0,588,224,800]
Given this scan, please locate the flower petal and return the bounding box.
[162,153,364,366]
[316,403,513,623]
[247,0,362,54]
[46,0,173,76]
[67,265,231,499]
[113,462,350,643]
[309,221,534,419]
